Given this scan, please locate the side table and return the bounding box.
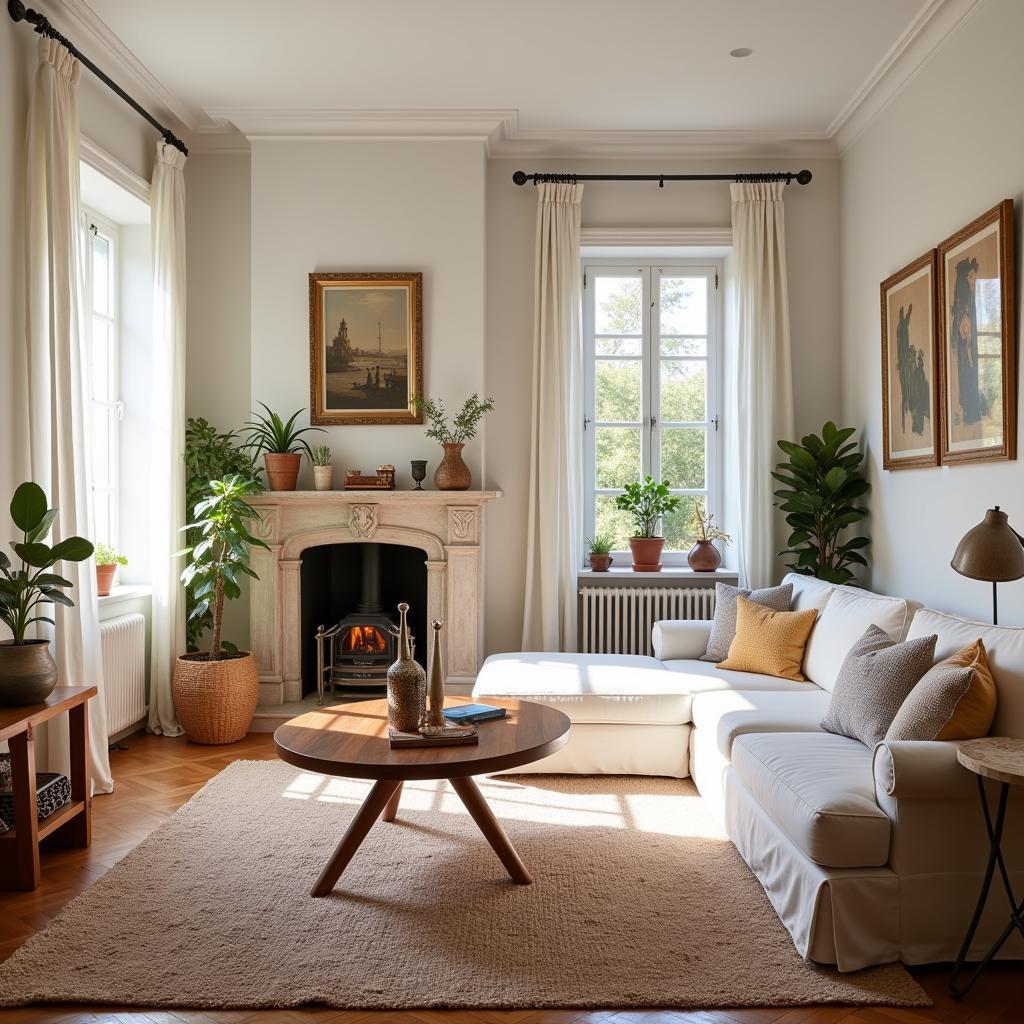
[950,736,1024,998]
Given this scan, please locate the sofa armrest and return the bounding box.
[652,619,713,661]
[873,740,977,801]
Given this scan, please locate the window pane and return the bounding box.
[91,406,112,488]
[660,360,706,422]
[595,277,642,335]
[594,494,634,552]
[596,359,641,422]
[661,336,706,356]
[662,495,703,552]
[596,427,640,488]
[93,493,112,548]
[92,233,110,315]
[596,336,642,357]
[92,317,112,401]
[661,428,705,489]
[660,276,706,335]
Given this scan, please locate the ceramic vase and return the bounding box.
[0,639,58,707]
[313,465,333,491]
[386,602,426,733]
[434,443,471,490]
[687,540,722,572]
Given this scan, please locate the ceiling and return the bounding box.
[49,0,979,153]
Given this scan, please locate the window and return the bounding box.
[582,261,722,564]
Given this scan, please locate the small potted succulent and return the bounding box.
[686,499,731,572]
[243,403,324,491]
[310,444,333,491]
[586,534,614,572]
[614,476,682,572]
[410,393,495,490]
[94,543,127,596]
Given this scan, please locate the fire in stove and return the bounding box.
[342,624,388,656]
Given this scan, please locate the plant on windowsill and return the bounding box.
[0,482,93,707]
[615,477,682,572]
[585,534,614,573]
[173,475,270,744]
[685,499,731,572]
[243,403,325,492]
[94,543,127,597]
[310,444,333,492]
[410,393,495,490]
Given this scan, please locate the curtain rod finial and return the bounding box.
[796,169,813,185]
[512,170,529,186]
[8,1,28,22]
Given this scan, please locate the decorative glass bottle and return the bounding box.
[386,602,426,733]
[423,619,446,732]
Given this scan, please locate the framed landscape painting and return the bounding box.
[880,250,940,470]
[309,272,423,425]
[937,200,1016,464]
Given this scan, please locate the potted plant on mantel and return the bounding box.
[0,483,94,707]
[686,500,731,572]
[173,474,269,744]
[615,476,682,572]
[410,393,495,490]
[243,403,324,491]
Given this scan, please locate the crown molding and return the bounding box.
[80,135,150,203]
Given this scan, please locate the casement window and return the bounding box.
[582,261,722,564]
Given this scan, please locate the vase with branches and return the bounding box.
[410,393,495,490]
[685,499,731,572]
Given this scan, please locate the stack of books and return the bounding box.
[388,723,478,748]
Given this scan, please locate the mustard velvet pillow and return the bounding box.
[717,595,819,681]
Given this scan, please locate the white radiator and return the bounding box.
[579,586,716,656]
[100,613,147,737]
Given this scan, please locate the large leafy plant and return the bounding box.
[179,475,269,661]
[0,483,93,644]
[410,393,495,445]
[243,403,324,457]
[773,422,870,585]
[614,477,682,539]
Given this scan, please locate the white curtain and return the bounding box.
[25,37,113,793]
[521,182,584,651]
[730,181,795,589]
[147,142,187,736]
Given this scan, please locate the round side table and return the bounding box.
[949,737,1024,999]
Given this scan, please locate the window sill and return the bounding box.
[98,584,152,609]
[578,567,738,581]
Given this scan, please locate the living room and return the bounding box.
[0,0,1022,1020]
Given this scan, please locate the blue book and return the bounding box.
[443,703,507,723]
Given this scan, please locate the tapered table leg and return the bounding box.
[311,779,401,897]
[450,776,532,884]
[381,781,403,822]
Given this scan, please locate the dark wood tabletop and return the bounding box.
[0,686,98,742]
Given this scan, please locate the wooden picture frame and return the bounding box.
[937,200,1016,464]
[880,250,941,470]
[309,272,423,425]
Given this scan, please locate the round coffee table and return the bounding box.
[274,696,570,897]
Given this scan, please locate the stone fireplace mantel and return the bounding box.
[248,490,501,705]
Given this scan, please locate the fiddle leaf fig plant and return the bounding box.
[773,421,870,586]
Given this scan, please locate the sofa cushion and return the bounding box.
[662,658,813,693]
[473,652,693,725]
[731,732,891,868]
[783,572,836,612]
[717,597,818,681]
[700,581,793,662]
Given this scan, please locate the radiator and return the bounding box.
[579,586,716,656]
[100,613,147,737]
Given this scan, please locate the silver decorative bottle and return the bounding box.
[386,603,426,733]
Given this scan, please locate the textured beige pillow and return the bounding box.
[717,595,818,681]
[701,582,793,662]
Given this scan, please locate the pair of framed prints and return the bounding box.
[880,199,1016,470]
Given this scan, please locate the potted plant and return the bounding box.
[174,474,270,743]
[410,393,495,490]
[94,543,127,596]
[586,534,614,572]
[615,476,682,572]
[243,403,324,491]
[686,500,731,572]
[0,482,93,707]
[310,444,333,491]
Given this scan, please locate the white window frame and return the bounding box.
[582,258,723,566]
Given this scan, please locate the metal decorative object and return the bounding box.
[386,603,425,733]
[423,619,446,732]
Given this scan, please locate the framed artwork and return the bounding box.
[937,200,1016,464]
[880,250,941,470]
[309,272,423,425]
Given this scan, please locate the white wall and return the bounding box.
[840,0,1024,624]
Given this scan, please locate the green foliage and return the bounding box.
[614,477,682,539]
[0,482,93,645]
[310,444,333,467]
[243,403,324,458]
[773,421,870,586]
[411,393,495,445]
[94,543,127,567]
[688,498,731,546]
[179,475,269,661]
[586,534,614,555]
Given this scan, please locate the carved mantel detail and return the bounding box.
[447,507,479,544]
[349,504,378,539]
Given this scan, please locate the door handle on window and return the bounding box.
[650,416,657,430]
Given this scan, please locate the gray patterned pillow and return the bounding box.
[820,625,937,746]
[885,660,976,741]
[701,581,793,662]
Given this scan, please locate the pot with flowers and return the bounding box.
[614,476,682,572]
[94,544,128,596]
[686,499,731,572]
[410,393,495,490]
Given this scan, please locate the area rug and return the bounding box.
[0,761,929,1010]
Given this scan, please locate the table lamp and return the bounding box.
[950,506,1024,624]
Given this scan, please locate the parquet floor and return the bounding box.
[1,733,1021,1024]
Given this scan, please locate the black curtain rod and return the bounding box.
[512,169,812,187]
[7,0,188,156]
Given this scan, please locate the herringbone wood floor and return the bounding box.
[1,733,1021,1024]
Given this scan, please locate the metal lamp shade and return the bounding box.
[950,507,1024,583]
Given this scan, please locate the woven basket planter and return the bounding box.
[172,652,260,745]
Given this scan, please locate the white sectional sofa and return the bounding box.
[474,572,1024,971]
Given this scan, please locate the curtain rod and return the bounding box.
[512,169,812,187]
[7,0,188,156]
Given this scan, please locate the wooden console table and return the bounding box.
[0,686,97,891]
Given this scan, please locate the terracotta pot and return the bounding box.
[0,639,58,707]
[434,443,472,491]
[264,452,302,491]
[588,552,613,572]
[96,563,117,597]
[628,536,665,572]
[172,651,260,744]
[687,539,722,572]
[313,465,333,491]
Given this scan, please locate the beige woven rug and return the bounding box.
[0,761,929,1010]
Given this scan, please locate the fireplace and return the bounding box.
[330,544,396,687]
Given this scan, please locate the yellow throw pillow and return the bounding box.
[717,595,818,682]
[935,638,998,741]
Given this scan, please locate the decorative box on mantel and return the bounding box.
[247,490,502,706]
